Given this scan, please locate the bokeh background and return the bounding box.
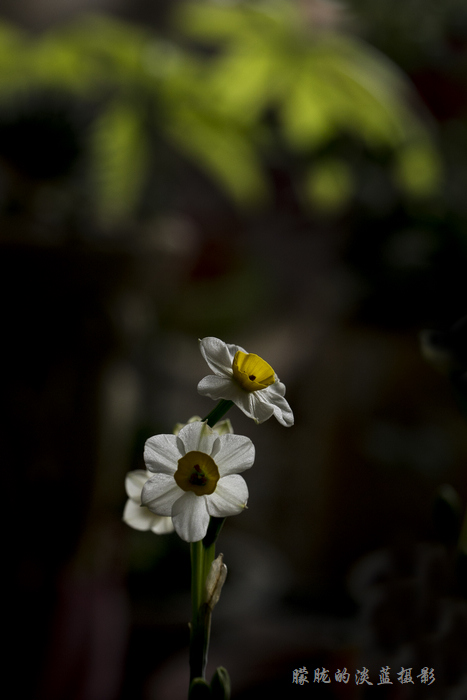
[4,1,467,698]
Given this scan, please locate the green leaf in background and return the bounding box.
[174,0,299,123]
[31,33,96,94]
[165,106,268,206]
[90,100,149,226]
[0,2,443,219]
[174,0,300,46]
[175,0,440,207]
[49,14,153,89]
[304,157,353,213]
[175,0,419,148]
[0,22,31,94]
[280,66,337,150]
[393,139,443,198]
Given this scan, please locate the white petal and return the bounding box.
[205,387,255,423]
[144,434,179,474]
[123,499,174,534]
[176,420,218,456]
[172,492,210,542]
[199,337,237,376]
[125,470,149,500]
[141,474,181,516]
[273,400,294,427]
[150,516,175,534]
[220,389,261,423]
[249,393,275,423]
[259,385,294,426]
[123,498,155,530]
[215,434,255,475]
[197,375,237,401]
[198,376,258,420]
[207,475,249,517]
[226,340,248,358]
[272,378,286,397]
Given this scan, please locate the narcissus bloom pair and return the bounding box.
[124,338,293,542]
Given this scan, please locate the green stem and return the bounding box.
[202,399,233,428]
[190,541,204,615]
[189,538,217,682]
[189,541,204,682]
[188,400,233,691]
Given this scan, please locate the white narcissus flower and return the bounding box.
[197,337,294,427]
[123,417,234,536]
[123,470,175,534]
[141,420,254,542]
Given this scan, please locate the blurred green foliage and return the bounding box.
[0,0,441,228]
[173,0,440,210]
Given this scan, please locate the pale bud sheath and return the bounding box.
[204,554,227,611]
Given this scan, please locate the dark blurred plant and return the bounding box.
[422,315,467,598]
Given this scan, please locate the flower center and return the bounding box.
[232,351,275,392]
[174,451,220,496]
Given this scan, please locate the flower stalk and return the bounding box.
[189,402,232,687]
[190,540,214,681]
[189,545,227,685]
[203,399,234,428]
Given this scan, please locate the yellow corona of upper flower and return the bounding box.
[141,420,254,542]
[197,337,294,426]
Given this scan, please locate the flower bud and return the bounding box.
[210,666,231,700]
[189,677,211,699]
[204,554,227,611]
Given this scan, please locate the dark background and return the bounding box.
[3,1,467,698]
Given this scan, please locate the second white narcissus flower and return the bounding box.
[123,470,175,534]
[197,337,294,426]
[142,420,254,542]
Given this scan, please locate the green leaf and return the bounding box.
[295,45,407,148]
[304,157,353,212]
[0,21,32,93]
[201,47,276,124]
[31,33,96,93]
[52,14,152,85]
[393,140,442,198]
[90,100,149,225]
[165,107,267,206]
[174,0,296,46]
[281,69,337,149]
